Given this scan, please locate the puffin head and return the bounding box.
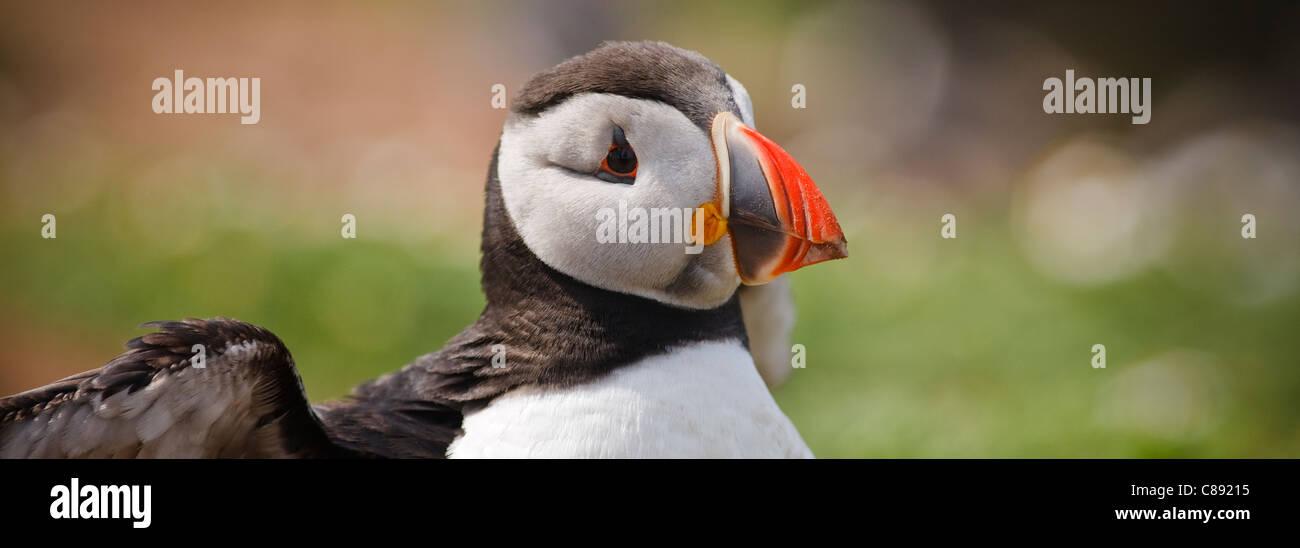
[495,41,846,310]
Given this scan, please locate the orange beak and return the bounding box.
[703,111,847,285]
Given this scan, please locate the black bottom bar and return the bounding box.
[5,459,1291,534]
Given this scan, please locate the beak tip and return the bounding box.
[800,237,849,268]
[829,237,849,260]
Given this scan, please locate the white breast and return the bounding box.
[447,340,813,458]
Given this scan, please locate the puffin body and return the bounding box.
[450,342,811,458]
[0,41,846,459]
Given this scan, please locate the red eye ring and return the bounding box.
[600,143,638,178]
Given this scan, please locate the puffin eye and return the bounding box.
[596,125,637,184]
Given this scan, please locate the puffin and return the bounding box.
[0,41,847,458]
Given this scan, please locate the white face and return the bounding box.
[497,91,753,309]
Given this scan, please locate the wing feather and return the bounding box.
[0,318,343,458]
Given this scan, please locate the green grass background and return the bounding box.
[3,190,1296,457]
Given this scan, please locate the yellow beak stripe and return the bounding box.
[691,202,728,247]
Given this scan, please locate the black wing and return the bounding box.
[0,318,344,458]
